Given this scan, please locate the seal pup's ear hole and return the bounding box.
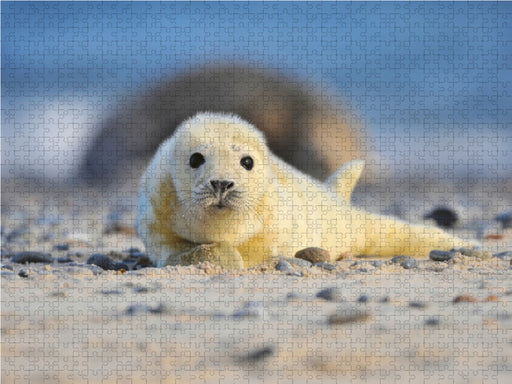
[189,153,205,168]
[240,156,254,171]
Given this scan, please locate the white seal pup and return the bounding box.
[137,113,477,268]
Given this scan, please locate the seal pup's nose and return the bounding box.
[210,180,235,194]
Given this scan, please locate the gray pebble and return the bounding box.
[11,251,54,264]
[409,301,428,309]
[316,287,344,302]
[1,271,16,277]
[429,250,456,262]
[278,256,312,269]
[101,289,124,295]
[425,318,440,326]
[18,269,29,278]
[495,210,512,229]
[54,244,70,251]
[87,254,129,271]
[238,346,274,362]
[494,251,512,260]
[125,303,169,315]
[57,256,73,263]
[327,308,371,325]
[233,301,264,319]
[314,262,336,271]
[369,260,384,268]
[452,247,493,260]
[357,294,370,303]
[275,260,295,272]
[1,264,14,271]
[391,255,418,269]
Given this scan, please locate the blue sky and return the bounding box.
[3,1,511,134]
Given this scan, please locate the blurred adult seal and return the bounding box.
[81,65,370,186]
[137,113,477,268]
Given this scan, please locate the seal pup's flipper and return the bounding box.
[325,160,365,203]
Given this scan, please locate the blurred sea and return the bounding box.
[2,2,511,181]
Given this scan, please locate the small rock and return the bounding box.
[390,255,418,269]
[233,301,264,319]
[54,244,70,251]
[452,247,493,260]
[134,286,150,293]
[327,308,371,325]
[238,346,274,362]
[379,296,391,303]
[357,294,370,303]
[425,318,440,326]
[429,250,456,262]
[424,206,459,228]
[18,269,29,278]
[453,295,478,303]
[314,262,336,271]
[51,291,66,298]
[131,255,154,270]
[101,289,124,295]
[494,251,512,260]
[275,260,295,273]
[1,264,14,271]
[1,271,16,277]
[294,247,330,264]
[11,251,54,264]
[57,256,73,263]
[485,295,499,302]
[495,210,512,229]
[409,301,428,309]
[86,254,129,271]
[126,247,141,255]
[278,257,312,269]
[103,223,136,236]
[316,287,344,302]
[125,303,169,315]
[369,260,384,268]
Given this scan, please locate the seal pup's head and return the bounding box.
[156,112,269,244]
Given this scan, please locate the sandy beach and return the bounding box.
[1,177,511,383]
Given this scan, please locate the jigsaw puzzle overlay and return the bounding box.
[2,2,511,383]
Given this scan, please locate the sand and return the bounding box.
[1,177,511,383]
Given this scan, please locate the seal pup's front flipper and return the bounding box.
[325,160,365,203]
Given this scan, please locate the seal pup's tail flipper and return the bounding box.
[325,160,365,203]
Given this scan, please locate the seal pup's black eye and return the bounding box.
[240,156,254,171]
[189,153,205,168]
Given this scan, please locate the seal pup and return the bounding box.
[137,113,477,268]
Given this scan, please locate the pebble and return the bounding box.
[1,264,14,271]
[18,269,29,278]
[429,250,455,262]
[233,301,264,319]
[452,247,493,260]
[424,206,459,228]
[238,346,274,362]
[327,308,371,325]
[1,271,16,277]
[484,295,499,302]
[453,295,478,303]
[11,251,54,264]
[425,318,440,326]
[314,262,336,271]
[409,301,428,309]
[125,303,169,315]
[357,294,370,303]
[278,256,312,269]
[390,255,418,269]
[57,256,73,263]
[275,260,295,273]
[294,247,330,264]
[101,289,124,295]
[316,287,344,302]
[495,210,512,229]
[86,254,129,271]
[493,251,512,261]
[54,244,70,251]
[103,223,136,236]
